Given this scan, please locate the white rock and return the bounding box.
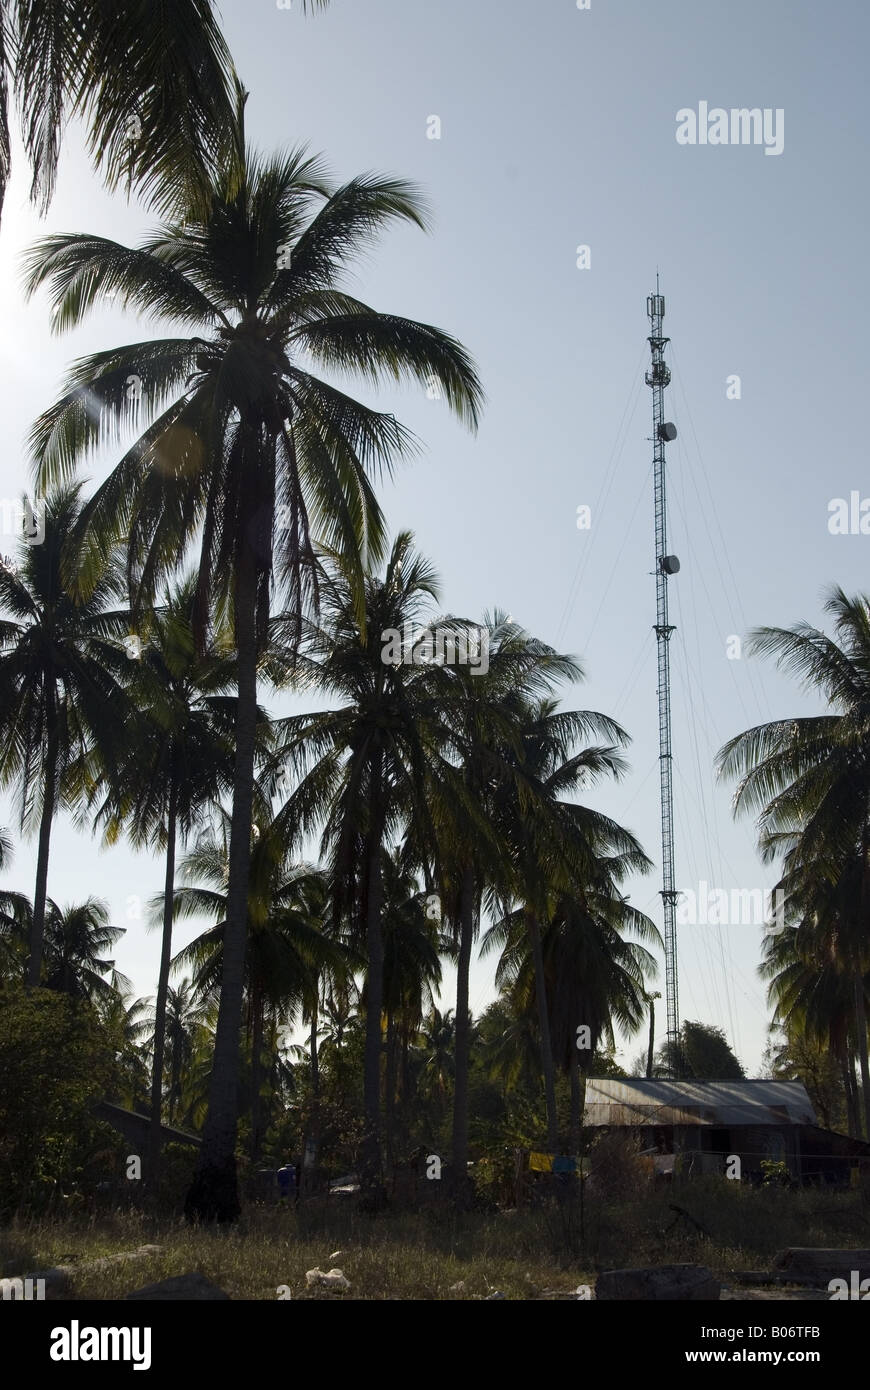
[305,1266,351,1291]
[449,1280,466,1292]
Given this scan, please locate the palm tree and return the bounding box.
[166,1000,220,1132]
[489,696,639,1149]
[643,990,661,1079]
[427,612,589,1187]
[0,485,131,986]
[481,992,542,1097]
[27,98,482,1219]
[418,1006,456,1112]
[0,886,30,983]
[281,863,355,1106]
[276,534,464,1201]
[317,978,361,1065]
[161,979,210,1124]
[42,896,129,1004]
[717,587,870,1139]
[761,851,867,1136]
[0,0,244,222]
[0,832,26,981]
[172,816,343,1163]
[100,991,152,1110]
[486,885,656,1150]
[547,891,654,1151]
[82,575,238,1182]
[257,859,341,1164]
[380,851,445,1163]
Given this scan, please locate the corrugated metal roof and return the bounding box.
[583,1078,816,1127]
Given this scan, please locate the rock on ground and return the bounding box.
[774,1248,870,1281]
[305,1267,351,1291]
[596,1264,720,1301]
[721,1287,829,1301]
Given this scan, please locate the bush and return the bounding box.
[471,1150,517,1207]
[760,1158,791,1188]
[587,1130,653,1201]
[0,987,115,1216]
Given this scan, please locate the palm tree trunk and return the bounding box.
[399,1023,412,1152]
[361,749,386,1206]
[27,702,59,987]
[854,974,870,1139]
[401,1025,411,1100]
[569,1047,582,1153]
[249,983,264,1164]
[147,784,178,1186]
[384,1012,398,1172]
[451,865,475,1196]
[169,1043,182,1125]
[304,992,321,1198]
[842,1051,859,1138]
[185,545,258,1223]
[526,908,559,1150]
[309,993,320,1098]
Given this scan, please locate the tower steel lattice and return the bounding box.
[645,282,681,1077]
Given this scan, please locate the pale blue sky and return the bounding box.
[2,0,868,1074]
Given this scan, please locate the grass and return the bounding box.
[2,1182,868,1299]
[0,1205,593,1300]
[585,1179,870,1273]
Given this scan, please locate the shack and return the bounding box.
[583,1078,870,1184]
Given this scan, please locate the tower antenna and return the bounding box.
[645,286,681,1077]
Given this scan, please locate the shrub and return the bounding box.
[0,987,115,1215]
[760,1158,791,1187]
[587,1130,653,1201]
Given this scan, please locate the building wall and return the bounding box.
[673,1124,798,1179]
